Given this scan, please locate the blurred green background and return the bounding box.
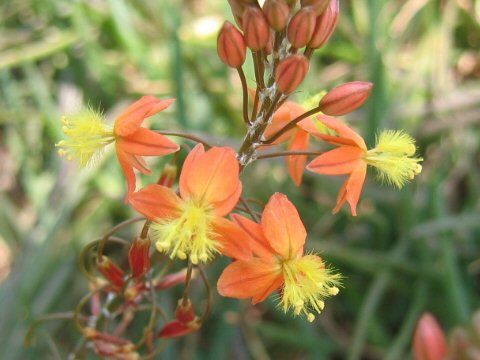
[1,0,480,359]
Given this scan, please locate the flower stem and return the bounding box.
[237,67,251,125]
[256,150,322,160]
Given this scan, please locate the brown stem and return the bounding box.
[262,105,322,145]
[252,51,265,89]
[239,197,260,222]
[140,220,152,239]
[96,217,145,260]
[198,265,212,323]
[256,150,323,160]
[181,260,194,305]
[251,87,260,121]
[236,67,250,125]
[304,46,314,59]
[155,130,213,148]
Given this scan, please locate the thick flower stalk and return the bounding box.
[307,116,423,215]
[217,193,341,322]
[56,96,180,198]
[129,144,249,264]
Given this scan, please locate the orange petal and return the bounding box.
[116,145,139,198]
[344,162,367,216]
[129,184,182,220]
[179,143,205,199]
[307,146,364,175]
[286,130,310,186]
[212,182,242,217]
[211,217,253,261]
[181,146,241,208]
[261,193,306,259]
[231,214,276,259]
[318,116,367,149]
[119,128,179,156]
[114,96,175,137]
[217,259,283,304]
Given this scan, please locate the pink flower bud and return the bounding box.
[287,7,316,49]
[243,7,270,51]
[217,21,247,68]
[413,313,449,360]
[300,0,330,15]
[128,237,151,279]
[157,163,177,188]
[309,0,339,49]
[318,81,373,116]
[154,268,190,290]
[263,0,290,31]
[97,256,125,289]
[275,55,310,94]
[228,0,260,28]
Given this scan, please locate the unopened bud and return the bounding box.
[217,21,247,68]
[128,237,151,279]
[243,7,270,51]
[301,0,330,15]
[413,313,448,360]
[154,268,191,290]
[287,7,316,49]
[157,163,177,188]
[97,256,125,289]
[228,0,260,28]
[275,55,310,94]
[157,319,201,339]
[263,0,290,31]
[176,298,196,324]
[309,0,339,49]
[318,81,373,116]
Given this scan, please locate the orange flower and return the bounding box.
[57,96,180,198]
[306,116,422,216]
[263,101,314,185]
[217,193,341,321]
[129,144,250,264]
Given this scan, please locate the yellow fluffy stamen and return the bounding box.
[150,199,219,264]
[281,255,341,321]
[365,130,423,188]
[55,108,114,167]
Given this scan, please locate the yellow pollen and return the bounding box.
[151,199,219,264]
[280,255,341,321]
[364,130,423,188]
[55,108,114,167]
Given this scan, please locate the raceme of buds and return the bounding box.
[413,313,449,360]
[318,81,373,116]
[263,0,290,31]
[309,0,339,49]
[217,22,247,68]
[243,7,270,51]
[128,237,151,279]
[97,256,125,289]
[275,55,310,94]
[287,7,316,49]
[300,0,330,15]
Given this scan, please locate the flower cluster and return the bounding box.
[47,0,424,357]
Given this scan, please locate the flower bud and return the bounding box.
[157,163,177,188]
[413,313,448,360]
[275,55,310,94]
[263,0,290,31]
[228,0,260,28]
[154,268,191,290]
[309,0,339,49]
[287,7,316,49]
[175,299,196,324]
[128,237,151,279]
[243,7,270,51]
[318,81,373,116]
[217,21,247,68]
[157,299,200,338]
[97,256,125,289]
[300,0,330,15]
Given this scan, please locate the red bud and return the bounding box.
[413,313,448,360]
[157,163,177,188]
[154,269,190,290]
[309,0,339,49]
[97,256,125,289]
[263,0,290,31]
[243,7,270,51]
[217,21,247,68]
[157,299,200,338]
[300,0,330,15]
[318,81,373,116]
[128,237,151,279]
[176,299,196,324]
[275,55,310,94]
[287,7,316,49]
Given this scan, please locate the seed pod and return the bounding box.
[217,21,247,68]
[318,81,373,116]
[275,55,310,94]
[263,0,290,31]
